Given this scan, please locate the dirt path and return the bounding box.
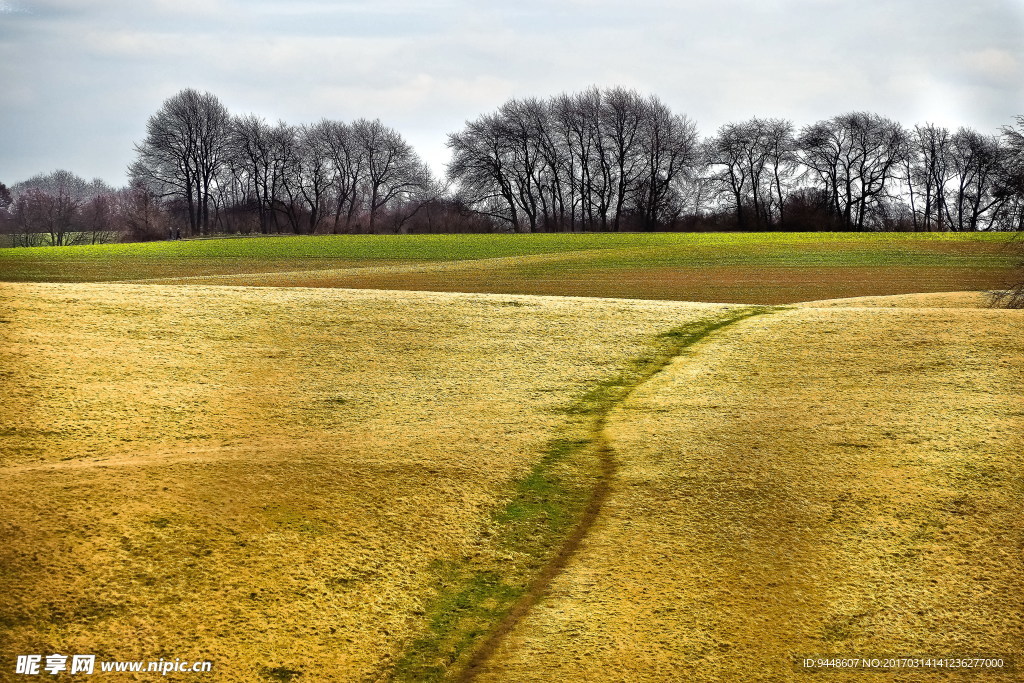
[453,309,770,681]
[473,303,1024,682]
[453,434,616,682]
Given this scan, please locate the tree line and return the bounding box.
[0,171,140,247]
[452,93,1024,233]
[127,90,452,238]
[3,86,1024,245]
[449,89,702,232]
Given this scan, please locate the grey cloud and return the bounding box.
[2,0,1022,185]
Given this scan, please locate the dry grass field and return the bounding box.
[1,232,1021,681]
[478,299,1024,682]
[0,282,733,681]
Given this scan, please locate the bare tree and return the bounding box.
[496,98,547,232]
[601,88,647,230]
[448,112,525,231]
[117,183,166,242]
[800,112,909,230]
[448,87,703,232]
[948,128,1005,232]
[552,89,604,230]
[633,97,701,230]
[0,182,11,245]
[13,188,80,246]
[80,192,117,244]
[448,98,564,233]
[229,114,286,234]
[523,97,572,231]
[271,123,335,234]
[998,116,1024,225]
[351,119,432,232]
[763,121,801,229]
[9,170,106,246]
[905,123,952,231]
[989,117,1024,307]
[708,118,797,230]
[265,122,307,234]
[11,189,61,245]
[130,89,231,237]
[580,89,615,230]
[709,123,754,229]
[312,119,364,233]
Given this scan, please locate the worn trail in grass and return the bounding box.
[478,299,1024,681]
[389,307,767,681]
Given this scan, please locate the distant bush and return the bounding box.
[989,234,1024,308]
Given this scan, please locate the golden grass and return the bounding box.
[798,291,994,308]
[0,282,728,681]
[479,304,1024,681]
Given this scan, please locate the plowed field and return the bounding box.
[1,232,1016,305]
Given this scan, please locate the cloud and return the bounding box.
[0,2,27,13]
[961,48,1020,83]
[3,0,1024,185]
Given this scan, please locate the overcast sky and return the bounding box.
[1,0,1022,187]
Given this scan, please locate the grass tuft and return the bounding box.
[260,666,304,681]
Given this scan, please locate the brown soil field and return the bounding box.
[0,282,738,681]
[155,263,1016,305]
[477,304,1024,681]
[0,256,413,283]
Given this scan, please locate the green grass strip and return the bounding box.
[0,232,1015,283]
[390,306,773,681]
